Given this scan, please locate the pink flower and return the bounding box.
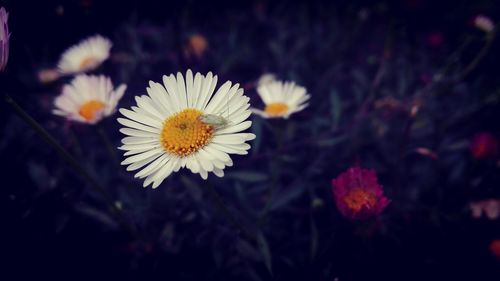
[490,240,500,260]
[473,15,495,33]
[37,68,61,84]
[469,199,500,220]
[470,132,498,160]
[425,32,444,48]
[0,7,10,71]
[415,147,438,160]
[331,166,390,220]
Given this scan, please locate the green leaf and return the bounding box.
[180,175,202,202]
[352,84,364,104]
[257,232,273,275]
[315,135,347,147]
[330,90,342,129]
[235,238,261,261]
[75,204,118,229]
[270,182,306,211]
[444,140,469,151]
[310,217,319,262]
[227,171,269,182]
[352,69,368,87]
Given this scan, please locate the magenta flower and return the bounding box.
[425,32,444,48]
[490,240,500,260]
[0,7,9,71]
[470,132,498,160]
[331,166,390,220]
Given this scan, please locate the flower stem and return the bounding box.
[96,122,119,165]
[4,94,138,238]
[206,183,257,243]
[258,120,285,225]
[456,33,495,81]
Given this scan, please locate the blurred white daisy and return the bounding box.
[251,80,310,119]
[57,35,112,75]
[257,73,276,87]
[474,15,495,33]
[118,70,255,188]
[53,74,126,124]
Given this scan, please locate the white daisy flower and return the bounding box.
[251,80,310,119]
[53,74,127,124]
[118,70,256,188]
[57,35,112,75]
[257,73,276,87]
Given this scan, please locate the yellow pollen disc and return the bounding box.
[79,57,98,70]
[79,100,106,121]
[264,102,289,117]
[343,188,377,212]
[160,108,214,157]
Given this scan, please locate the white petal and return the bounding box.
[176,72,188,109]
[119,108,163,128]
[121,147,163,165]
[135,154,169,179]
[204,81,232,113]
[212,168,224,178]
[216,121,252,135]
[117,118,160,134]
[125,153,162,171]
[121,136,158,145]
[119,127,158,137]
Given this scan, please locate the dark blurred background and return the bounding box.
[1,0,500,280]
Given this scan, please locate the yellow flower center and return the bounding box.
[79,57,98,70]
[160,108,214,157]
[343,188,377,212]
[264,102,289,117]
[79,100,106,121]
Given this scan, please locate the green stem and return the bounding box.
[4,94,138,238]
[258,167,279,226]
[258,120,285,225]
[96,122,119,165]
[456,33,495,81]
[206,183,256,243]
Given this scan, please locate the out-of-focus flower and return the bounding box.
[80,0,93,9]
[425,32,444,48]
[38,68,61,84]
[57,35,112,75]
[415,147,438,160]
[184,34,208,59]
[470,132,498,160]
[55,5,64,16]
[331,166,390,220]
[374,96,404,118]
[490,240,500,259]
[473,15,495,33]
[358,8,369,22]
[405,0,424,10]
[0,7,10,71]
[251,80,310,119]
[53,74,126,124]
[118,70,255,188]
[419,73,432,85]
[257,73,276,87]
[469,199,500,220]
